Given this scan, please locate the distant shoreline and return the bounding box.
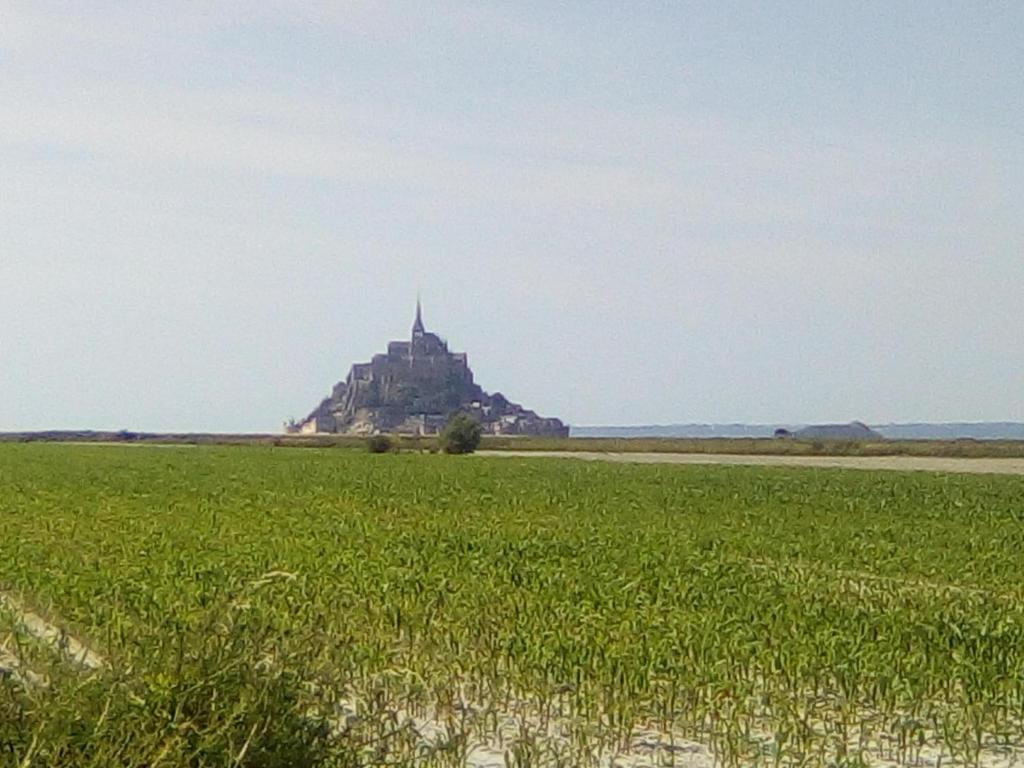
[572,422,1024,441]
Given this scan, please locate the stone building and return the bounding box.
[288,301,569,437]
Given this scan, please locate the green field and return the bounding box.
[2,445,1024,767]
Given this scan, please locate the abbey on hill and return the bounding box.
[288,301,569,437]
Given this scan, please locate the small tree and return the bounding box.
[438,413,483,454]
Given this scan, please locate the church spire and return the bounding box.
[412,295,425,339]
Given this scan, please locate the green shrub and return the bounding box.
[366,434,396,454]
[438,414,483,454]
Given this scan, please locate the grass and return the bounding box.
[5,430,1024,458]
[2,444,1024,766]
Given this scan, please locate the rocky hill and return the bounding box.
[289,302,568,437]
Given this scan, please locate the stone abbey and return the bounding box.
[289,301,568,437]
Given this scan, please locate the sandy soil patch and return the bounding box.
[478,451,1024,475]
[332,689,1024,768]
[0,592,106,671]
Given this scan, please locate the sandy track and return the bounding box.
[0,593,106,671]
[478,451,1024,476]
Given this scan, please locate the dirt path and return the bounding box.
[0,593,106,671]
[478,451,1024,476]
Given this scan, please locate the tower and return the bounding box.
[412,296,425,340]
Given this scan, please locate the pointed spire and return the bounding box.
[412,294,425,339]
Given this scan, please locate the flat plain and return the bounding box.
[2,444,1024,767]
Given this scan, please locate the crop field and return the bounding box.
[2,444,1024,767]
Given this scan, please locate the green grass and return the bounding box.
[2,444,1024,766]
[7,429,1024,457]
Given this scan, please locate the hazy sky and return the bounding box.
[2,2,1021,431]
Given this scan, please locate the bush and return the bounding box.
[366,434,396,454]
[438,414,483,455]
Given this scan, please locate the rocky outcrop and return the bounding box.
[290,302,568,437]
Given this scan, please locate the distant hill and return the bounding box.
[571,424,780,438]
[780,422,884,441]
[571,423,1024,441]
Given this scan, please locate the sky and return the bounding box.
[1,1,1021,431]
